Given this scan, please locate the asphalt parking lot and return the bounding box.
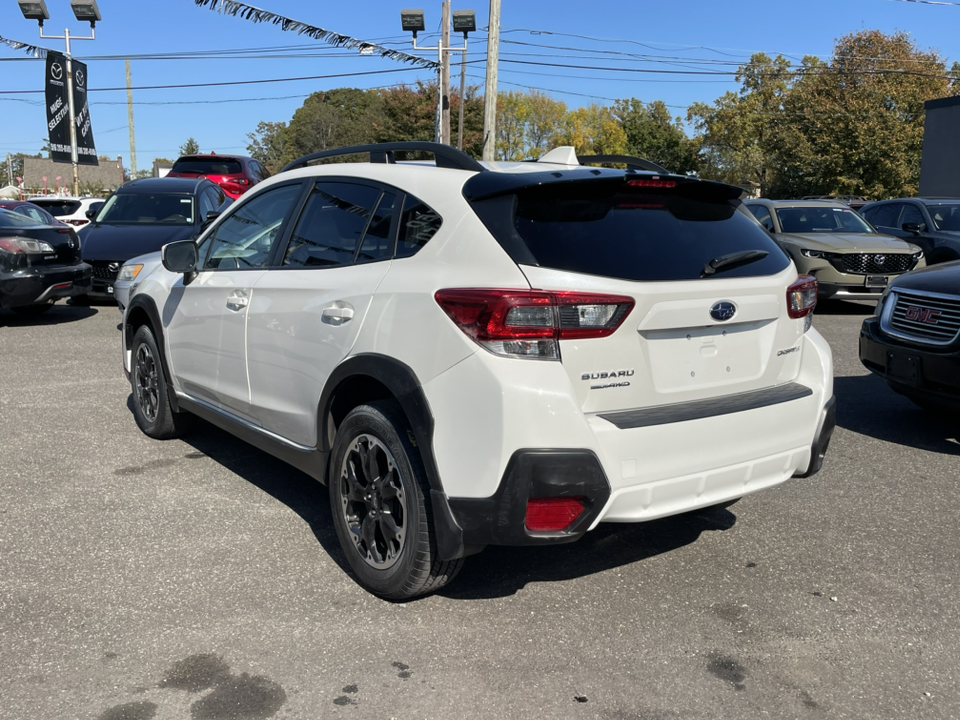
[1,300,958,720]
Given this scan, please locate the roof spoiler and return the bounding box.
[281,142,485,174]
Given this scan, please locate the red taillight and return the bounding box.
[526,497,587,532]
[626,178,677,189]
[434,289,635,359]
[787,275,818,319]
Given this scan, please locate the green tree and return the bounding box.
[525,91,567,157]
[688,53,792,194]
[374,82,439,146]
[179,137,201,156]
[283,88,384,163]
[780,31,950,199]
[614,99,699,174]
[247,121,290,174]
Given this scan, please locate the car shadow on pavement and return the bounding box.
[1,303,98,325]
[834,374,960,455]
[126,399,740,600]
[440,507,737,599]
[814,299,876,316]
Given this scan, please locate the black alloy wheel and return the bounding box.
[130,324,192,439]
[329,400,463,600]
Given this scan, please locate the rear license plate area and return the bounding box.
[886,351,920,386]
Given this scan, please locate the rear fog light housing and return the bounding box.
[435,289,635,359]
[526,497,588,532]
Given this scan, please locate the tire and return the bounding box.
[130,324,192,439]
[10,302,54,316]
[329,400,463,600]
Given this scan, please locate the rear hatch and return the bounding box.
[466,173,809,415]
[169,155,248,195]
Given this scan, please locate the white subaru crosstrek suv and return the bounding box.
[122,142,835,600]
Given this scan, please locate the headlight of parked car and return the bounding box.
[800,249,825,258]
[117,263,143,281]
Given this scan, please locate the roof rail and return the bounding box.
[578,154,670,175]
[281,142,486,174]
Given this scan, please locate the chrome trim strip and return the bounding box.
[176,393,315,453]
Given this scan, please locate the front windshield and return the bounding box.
[776,206,875,234]
[95,192,194,225]
[925,203,960,231]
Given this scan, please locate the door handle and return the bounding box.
[321,303,354,325]
[226,291,249,311]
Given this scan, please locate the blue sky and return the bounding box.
[1,0,958,172]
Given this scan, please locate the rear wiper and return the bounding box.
[701,250,769,277]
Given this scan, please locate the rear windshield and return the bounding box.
[30,199,81,216]
[172,158,243,175]
[468,179,790,282]
[0,208,43,228]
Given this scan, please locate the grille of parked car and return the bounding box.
[888,291,960,344]
[839,254,916,275]
[91,261,120,280]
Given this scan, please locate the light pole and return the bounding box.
[17,0,101,197]
[401,7,475,147]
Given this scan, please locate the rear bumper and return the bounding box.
[860,317,960,406]
[0,263,92,308]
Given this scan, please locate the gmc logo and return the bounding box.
[904,306,941,325]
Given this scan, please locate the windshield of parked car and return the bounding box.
[172,158,243,175]
[95,192,195,225]
[924,203,960,231]
[775,206,875,234]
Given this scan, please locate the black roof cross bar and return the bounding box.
[578,154,671,175]
[281,142,486,174]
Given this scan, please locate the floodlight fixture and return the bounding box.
[401,9,425,37]
[70,0,101,26]
[18,0,50,25]
[452,10,476,35]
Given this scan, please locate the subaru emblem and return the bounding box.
[710,300,737,322]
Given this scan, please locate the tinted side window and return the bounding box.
[203,183,301,270]
[747,204,774,230]
[198,189,218,221]
[282,181,381,268]
[866,203,900,228]
[899,204,924,229]
[397,195,442,258]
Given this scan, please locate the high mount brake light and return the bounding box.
[435,289,635,359]
[787,275,818,320]
[626,178,677,189]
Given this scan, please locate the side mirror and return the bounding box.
[85,209,98,220]
[162,239,199,274]
[902,222,922,235]
[202,210,221,230]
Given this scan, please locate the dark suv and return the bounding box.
[861,198,960,265]
[167,154,268,200]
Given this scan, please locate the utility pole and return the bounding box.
[441,0,452,146]
[458,34,468,151]
[126,60,137,178]
[482,0,501,161]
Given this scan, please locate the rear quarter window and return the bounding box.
[469,179,790,282]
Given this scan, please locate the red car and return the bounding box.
[166,153,268,200]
